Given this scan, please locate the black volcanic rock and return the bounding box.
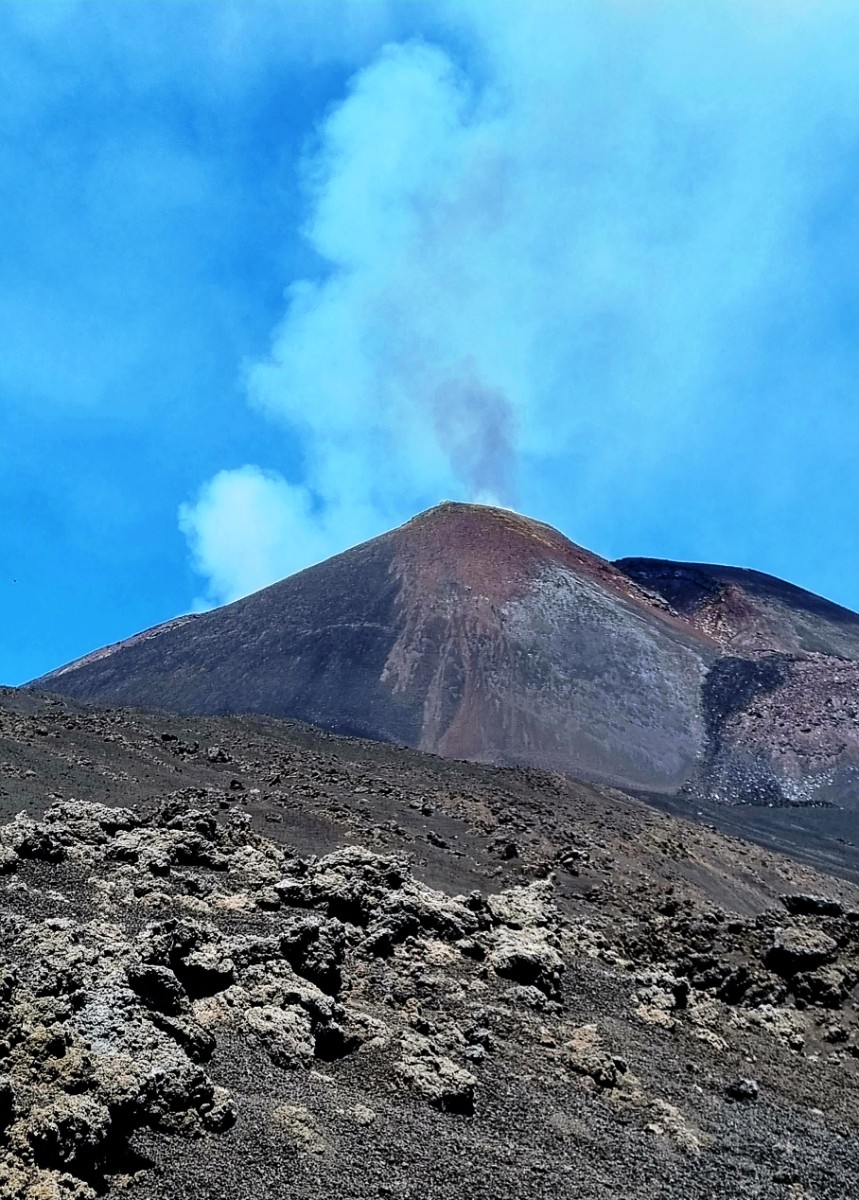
[30,503,859,807]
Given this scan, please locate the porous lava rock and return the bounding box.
[0,797,569,1196]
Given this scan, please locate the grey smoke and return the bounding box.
[432,359,516,506]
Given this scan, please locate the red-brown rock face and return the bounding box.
[380,506,712,788]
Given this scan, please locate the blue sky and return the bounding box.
[3,0,859,686]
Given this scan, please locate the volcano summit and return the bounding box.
[32,503,859,809]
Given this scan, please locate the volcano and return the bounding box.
[31,502,859,806]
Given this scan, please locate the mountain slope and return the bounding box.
[31,503,859,807]
[32,504,715,794]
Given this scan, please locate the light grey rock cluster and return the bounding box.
[0,798,563,1197]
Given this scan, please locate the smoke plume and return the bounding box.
[180,1,859,605]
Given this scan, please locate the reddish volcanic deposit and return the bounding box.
[394,505,669,609]
[31,503,859,808]
[380,506,712,786]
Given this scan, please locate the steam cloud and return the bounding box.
[180,1,859,605]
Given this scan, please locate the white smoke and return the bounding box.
[180,1,859,605]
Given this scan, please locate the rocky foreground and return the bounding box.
[2,689,859,1197]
